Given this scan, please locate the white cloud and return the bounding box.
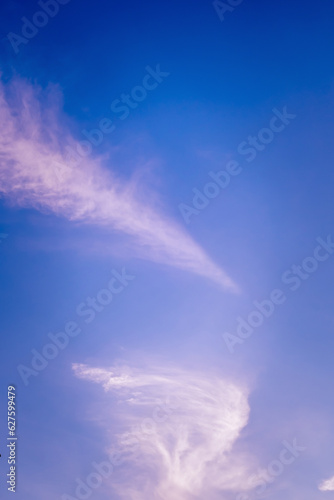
[72,361,258,500]
[319,475,334,491]
[0,78,238,291]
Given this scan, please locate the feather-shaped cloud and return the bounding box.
[72,362,257,499]
[0,78,238,291]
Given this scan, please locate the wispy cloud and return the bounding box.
[0,77,237,291]
[72,361,258,499]
[319,475,334,491]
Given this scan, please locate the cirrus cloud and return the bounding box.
[319,475,334,491]
[72,361,259,500]
[0,77,238,291]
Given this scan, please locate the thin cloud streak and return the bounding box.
[0,78,238,291]
[72,362,259,499]
[319,475,334,491]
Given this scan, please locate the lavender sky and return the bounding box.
[1,1,334,499]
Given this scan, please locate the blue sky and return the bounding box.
[1,0,334,499]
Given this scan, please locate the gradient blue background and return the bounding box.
[1,0,334,499]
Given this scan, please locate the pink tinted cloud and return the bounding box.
[72,361,259,500]
[0,77,238,291]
